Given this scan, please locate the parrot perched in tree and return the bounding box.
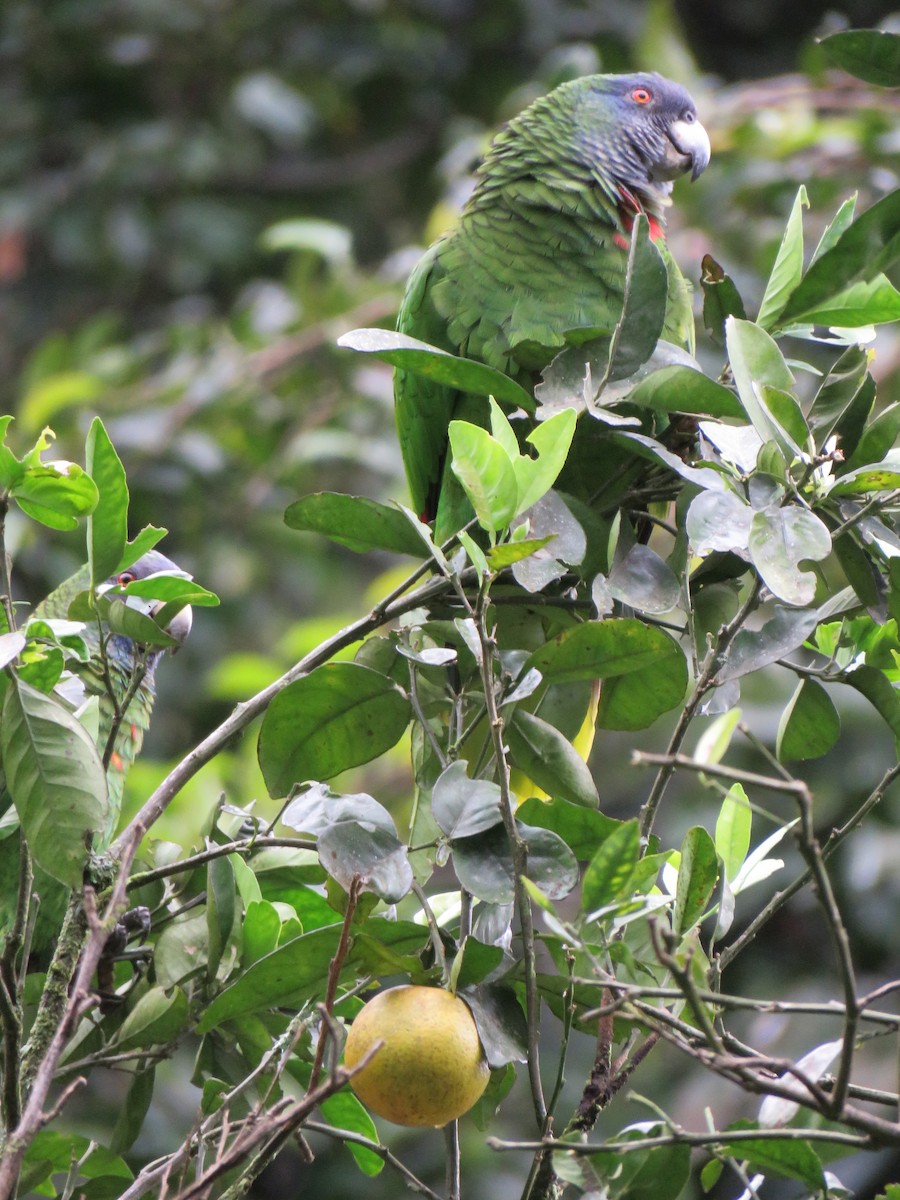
[394,72,711,540]
[0,549,192,949]
[35,548,193,829]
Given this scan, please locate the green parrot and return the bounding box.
[0,549,192,949]
[394,72,711,540]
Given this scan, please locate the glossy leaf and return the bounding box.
[338,327,534,412]
[725,318,799,455]
[517,796,622,861]
[431,761,504,838]
[596,631,687,731]
[672,825,719,937]
[258,663,411,797]
[628,365,743,419]
[113,986,189,1052]
[776,190,900,325]
[284,491,427,556]
[718,607,819,683]
[701,253,748,343]
[206,855,236,980]
[198,919,427,1031]
[1,676,109,882]
[776,679,841,761]
[527,617,682,684]
[507,709,599,807]
[581,819,640,913]
[13,460,99,531]
[85,417,128,586]
[604,214,668,383]
[715,784,752,883]
[747,506,831,606]
[820,29,900,86]
[449,419,518,532]
[607,544,680,614]
[757,186,808,329]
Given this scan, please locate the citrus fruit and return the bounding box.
[344,985,490,1127]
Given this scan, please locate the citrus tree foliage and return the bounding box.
[5,27,900,1200]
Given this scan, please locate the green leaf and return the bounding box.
[463,983,529,1067]
[1,676,109,882]
[719,1125,824,1191]
[515,407,577,514]
[791,274,900,327]
[319,1090,383,1176]
[776,678,841,761]
[527,618,680,684]
[242,899,282,964]
[85,418,128,587]
[431,761,505,838]
[819,29,900,87]
[628,365,743,419]
[110,1066,155,1155]
[597,633,687,731]
[777,190,900,326]
[113,986,189,1052]
[808,343,871,440]
[844,664,900,743]
[517,796,622,861]
[258,663,411,797]
[757,186,808,329]
[487,536,556,569]
[581,819,640,913]
[197,920,426,1031]
[604,214,668,382]
[207,855,237,981]
[555,1129,691,1200]
[452,936,505,989]
[13,460,99,531]
[747,506,831,606]
[719,607,819,683]
[452,823,578,904]
[449,419,518,532]
[280,781,413,903]
[845,401,900,471]
[715,784,752,883]
[284,492,427,556]
[118,574,219,606]
[701,253,747,344]
[607,544,680,614]
[507,709,599,807]
[830,461,900,496]
[725,318,798,455]
[337,328,535,413]
[672,826,719,936]
[812,194,858,264]
[154,912,208,990]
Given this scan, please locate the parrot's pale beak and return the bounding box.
[668,116,711,181]
[161,604,193,653]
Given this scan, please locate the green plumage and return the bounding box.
[395,72,710,538]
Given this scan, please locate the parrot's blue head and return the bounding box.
[573,73,710,209]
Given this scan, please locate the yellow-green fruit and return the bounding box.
[344,985,490,1127]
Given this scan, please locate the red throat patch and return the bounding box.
[615,186,665,250]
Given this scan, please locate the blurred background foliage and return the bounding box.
[6,1,900,1194]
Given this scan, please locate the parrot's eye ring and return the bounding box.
[117,571,136,587]
[631,88,652,104]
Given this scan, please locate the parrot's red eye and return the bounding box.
[117,571,136,587]
[632,88,652,104]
